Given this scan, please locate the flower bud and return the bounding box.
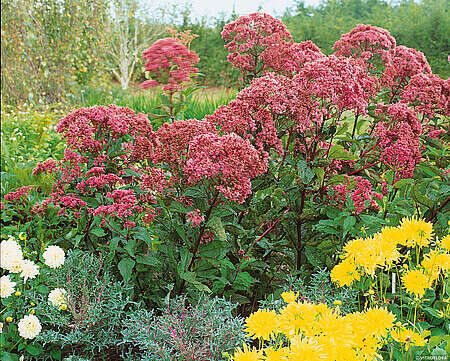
[6,317,13,323]
[15,291,21,296]
[60,304,68,311]
[333,300,342,306]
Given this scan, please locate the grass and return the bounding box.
[73,84,237,125]
[1,85,236,195]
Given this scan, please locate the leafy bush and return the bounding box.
[122,294,246,361]
[1,104,65,195]
[36,250,134,360]
[0,233,66,360]
[330,218,450,360]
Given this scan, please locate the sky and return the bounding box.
[143,0,321,20]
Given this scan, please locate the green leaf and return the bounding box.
[343,215,356,233]
[297,160,315,184]
[179,271,211,292]
[118,257,135,283]
[50,349,62,361]
[314,167,325,185]
[429,335,443,348]
[26,343,43,355]
[136,253,161,267]
[175,223,186,242]
[123,168,143,178]
[304,246,325,268]
[412,185,433,208]
[328,144,357,160]
[90,227,106,238]
[0,352,19,361]
[207,216,226,242]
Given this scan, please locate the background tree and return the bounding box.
[1,0,109,105]
[106,0,165,90]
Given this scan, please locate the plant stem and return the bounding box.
[351,112,360,139]
[296,190,306,270]
[187,191,220,272]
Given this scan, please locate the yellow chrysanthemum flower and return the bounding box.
[401,268,430,298]
[391,327,427,351]
[245,309,279,341]
[343,238,367,261]
[440,234,450,252]
[422,250,450,283]
[278,302,316,337]
[315,310,355,353]
[378,226,406,248]
[330,259,361,287]
[363,307,396,338]
[288,336,327,361]
[263,346,289,361]
[281,291,298,304]
[399,217,433,248]
[232,344,263,361]
[373,231,401,267]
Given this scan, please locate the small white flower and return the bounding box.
[42,245,65,268]
[0,322,3,333]
[0,239,23,272]
[0,275,16,298]
[17,314,41,339]
[48,288,67,308]
[20,260,39,282]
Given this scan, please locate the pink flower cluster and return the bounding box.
[4,186,34,204]
[296,55,378,116]
[184,133,268,203]
[56,105,154,162]
[263,40,325,76]
[402,73,450,118]
[374,103,422,181]
[221,13,292,81]
[32,159,57,176]
[29,106,157,225]
[92,189,142,227]
[141,38,199,92]
[381,45,432,97]
[207,56,378,155]
[333,24,396,62]
[186,209,204,227]
[329,176,383,215]
[152,119,217,177]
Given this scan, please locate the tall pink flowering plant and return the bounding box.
[3,15,448,308]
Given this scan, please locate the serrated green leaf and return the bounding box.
[207,216,226,242]
[118,257,135,283]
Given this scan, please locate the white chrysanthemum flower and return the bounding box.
[42,245,65,268]
[48,288,67,308]
[19,260,39,282]
[17,314,41,339]
[0,275,16,298]
[0,239,23,272]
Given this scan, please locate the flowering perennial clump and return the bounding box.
[222,13,292,83]
[333,24,396,63]
[141,38,199,92]
[331,218,449,300]
[373,103,422,181]
[185,133,268,203]
[381,45,432,98]
[402,73,450,118]
[231,295,396,361]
